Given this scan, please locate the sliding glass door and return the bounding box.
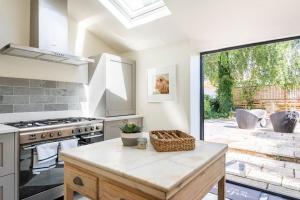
[200,37,300,199]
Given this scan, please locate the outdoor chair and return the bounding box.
[270,111,299,133]
[236,109,267,129]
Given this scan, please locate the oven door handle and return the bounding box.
[81,134,103,139]
[22,145,36,150]
[21,137,79,150]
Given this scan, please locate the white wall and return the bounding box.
[122,40,195,132]
[0,0,117,84]
[68,18,116,58]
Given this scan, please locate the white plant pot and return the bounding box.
[121,132,143,146]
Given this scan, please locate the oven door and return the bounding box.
[19,141,68,200]
[19,132,104,200]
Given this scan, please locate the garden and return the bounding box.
[203,39,300,119]
[203,39,300,197]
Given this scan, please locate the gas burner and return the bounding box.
[7,121,47,128]
[6,117,100,129]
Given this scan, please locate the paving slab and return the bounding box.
[267,184,300,199]
[285,161,300,170]
[282,177,300,190]
[205,119,300,160]
[259,146,294,158]
[226,174,268,189]
[226,152,251,163]
[262,166,294,178]
[261,158,285,168]
[247,168,282,186]
[294,151,300,158]
[294,169,300,179]
[226,160,253,177]
[206,119,300,196]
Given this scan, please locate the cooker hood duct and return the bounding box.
[0,0,94,66]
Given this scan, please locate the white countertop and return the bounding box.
[61,133,227,192]
[0,124,19,134]
[100,114,143,122]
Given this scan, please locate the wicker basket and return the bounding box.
[149,130,195,152]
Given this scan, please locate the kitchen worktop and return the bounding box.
[60,133,227,192]
[0,124,19,134]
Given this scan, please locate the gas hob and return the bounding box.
[6,117,104,145]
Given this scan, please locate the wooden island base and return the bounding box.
[63,155,226,200]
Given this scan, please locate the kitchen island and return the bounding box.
[61,134,228,200]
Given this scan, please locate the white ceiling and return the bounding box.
[68,0,300,53]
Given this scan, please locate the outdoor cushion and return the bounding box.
[250,109,267,119]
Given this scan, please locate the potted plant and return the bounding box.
[120,123,143,146]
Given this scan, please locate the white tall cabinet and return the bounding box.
[88,53,136,117]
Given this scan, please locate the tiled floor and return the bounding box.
[205,119,300,198]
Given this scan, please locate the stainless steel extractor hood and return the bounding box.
[0,0,94,66]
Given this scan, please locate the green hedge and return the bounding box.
[204,95,230,119]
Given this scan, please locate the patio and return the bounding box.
[205,119,300,198]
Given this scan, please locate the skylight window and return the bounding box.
[99,0,171,28]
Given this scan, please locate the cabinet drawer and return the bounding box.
[0,133,15,176]
[64,165,97,199]
[100,180,149,200]
[0,174,14,200]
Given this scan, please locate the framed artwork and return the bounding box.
[147,66,176,102]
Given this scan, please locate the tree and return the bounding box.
[217,52,234,114]
[204,39,300,111]
[275,41,300,109]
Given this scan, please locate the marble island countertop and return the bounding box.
[61,133,228,192]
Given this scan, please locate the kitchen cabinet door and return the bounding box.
[0,174,14,200]
[106,55,136,117]
[0,133,14,177]
[104,118,143,141]
[104,120,126,141]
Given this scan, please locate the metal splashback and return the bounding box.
[0,0,94,66]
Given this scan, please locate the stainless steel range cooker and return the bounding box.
[6,117,104,200]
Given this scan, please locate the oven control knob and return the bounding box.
[85,128,88,132]
[90,127,94,131]
[57,131,62,136]
[41,134,47,139]
[49,133,54,137]
[96,126,99,130]
[78,129,82,133]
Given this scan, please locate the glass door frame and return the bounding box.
[199,35,300,140]
[199,35,300,200]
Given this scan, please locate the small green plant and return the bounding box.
[120,123,142,133]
